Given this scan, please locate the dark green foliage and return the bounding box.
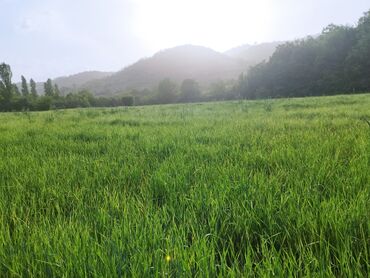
[180,79,201,102]
[30,79,38,97]
[157,78,178,104]
[54,84,61,97]
[121,96,135,106]
[44,78,54,97]
[205,79,240,101]
[239,10,370,98]
[345,11,370,91]
[35,96,53,111]
[0,63,14,110]
[0,65,138,112]
[64,90,93,108]
[12,84,21,96]
[21,75,29,96]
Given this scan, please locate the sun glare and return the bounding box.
[131,0,272,51]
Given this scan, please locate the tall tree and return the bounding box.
[21,75,29,96]
[44,78,54,97]
[180,79,201,102]
[0,63,14,103]
[54,84,61,97]
[30,79,38,97]
[157,78,178,104]
[209,80,227,99]
[345,11,370,91]
[13,84,21,96]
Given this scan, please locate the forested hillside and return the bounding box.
[239,11,370,98]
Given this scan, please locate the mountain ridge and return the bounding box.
[30,42,284,96]
[82,45,248,96]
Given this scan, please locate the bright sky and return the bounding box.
[1,0,369,81]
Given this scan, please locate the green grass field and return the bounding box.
[0,94,369,276]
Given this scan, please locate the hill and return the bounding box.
[53,71,113,92]
[26,43,286,96]
[31,71,113,95]
[83,45,249,96]
[28,43,285,96]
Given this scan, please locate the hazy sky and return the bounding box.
[1,0,369,82]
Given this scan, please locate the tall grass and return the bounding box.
[0,94,369,276]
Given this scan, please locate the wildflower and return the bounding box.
[165,255,171,262]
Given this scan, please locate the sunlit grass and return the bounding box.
[0,94,369,276]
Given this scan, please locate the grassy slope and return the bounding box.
[0,94,369,276]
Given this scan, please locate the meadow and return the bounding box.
[0,94,369,277]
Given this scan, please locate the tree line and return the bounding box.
[125,78,240,105]
[0,65,223,111]
[0,65,135,112]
